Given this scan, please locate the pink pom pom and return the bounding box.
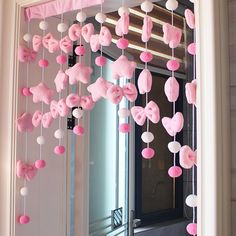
[54,145,65,155]
[35,159,46,169]
[116,38,129,49]
[73,125,84,136]
[75,46,86,56]
[38,59,49,68]
[119,123,130,133]
[188,43,196,55]
[140,51,153,63]
[166,59,180,71]
[142,147,155,159]
[18,215,30,224]
[21,87,32,96]
[95,56,107,67]
[186,223,197,235]
[168,166,182,178]
[56,55,67,65]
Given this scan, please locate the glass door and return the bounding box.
[88,52,130,236]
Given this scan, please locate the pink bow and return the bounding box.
[131,101,160,126]
[16,160,37,181]
[32,34,72,54]
[50,99,70,119]
[18,45,37,63]
[161,112,184,136]
[106,83,138,105]
[163,23,182,48]
[66,93,95,110]
[90,26,112,52]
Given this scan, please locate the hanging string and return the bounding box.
[192,27,196,224]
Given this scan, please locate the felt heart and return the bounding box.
[17,112,34,132]
[162,112,184,136]
[179,145,197,169]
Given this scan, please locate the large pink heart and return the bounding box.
[162,112,184,136]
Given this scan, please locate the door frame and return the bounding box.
[0,0,231,236]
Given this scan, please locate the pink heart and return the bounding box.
[42,112,53,128]
[162,112,184,136]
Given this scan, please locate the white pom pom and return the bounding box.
[23,33,32,42]
[168,141,181,153]
[72,108,84,119]
[189,0,194,2]
[141,132,154,143]
[20,187,29,196]
[57,23,68,33]
[95,12,107,24]
[141,0,154,13]
[37,136,45,145]
[118,108,130,118]
[118,6,130,16]
[39,20,49,31]
[185,194,197,208]
[165,0,178,11]
[54,129,64,139]
[76,11,87,23]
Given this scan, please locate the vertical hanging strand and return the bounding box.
[18,21,32,225]
[184,7,197,236]
[134,0,160,161]
[163,0,183,179]
[117,0,133,135]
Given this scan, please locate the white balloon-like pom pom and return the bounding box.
[54,129,64,139]
[20,187,29,196]
[118,108,130,118]
[118,6,130,16]
[39,20,49,31]
[37,136,45,145]
[57,23,68,33]
[72,108,84,119]
[165,0,178,11]
[95,12,107,24]
[23,33,32,42]
[141,132,154,143]
[168,141,181,153]
[76,11,87,23]
[141,0,154,13]
[185,194,197,208]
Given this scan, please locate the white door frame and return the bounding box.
[0,0,231,236]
